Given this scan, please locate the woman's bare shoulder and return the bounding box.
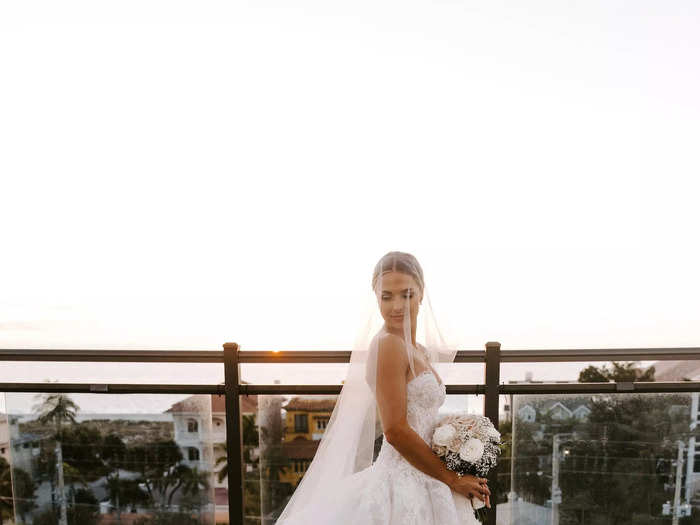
[379,331,403,344]
[378,334,412,368]
[378,332,406,354]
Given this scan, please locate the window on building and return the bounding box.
[293,459,309,472]
[294,414,308,433]
[316,417,330,430]
[187,419,199,433]
[187,447,200,461]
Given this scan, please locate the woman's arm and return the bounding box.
[375,334,490,505]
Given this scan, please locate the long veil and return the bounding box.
[275,252,458,524]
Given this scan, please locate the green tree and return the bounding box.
[100,432,149,523]
[61,425,107,482]
[103,477,150,518]
[0,457,37,524]
[0,456,13,525]
[510,416,551,505]
[35,442,57,501]
[166,465,209,508]
[578,361,656,383]
[557,393,689,524]
[126,440,183,508]
[68,487,100,525]
[578,364,610,383]
[32,391,80,525]
[495,419,512,505]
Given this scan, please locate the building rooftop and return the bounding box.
[165,382,258,415]
[283,396,337,412]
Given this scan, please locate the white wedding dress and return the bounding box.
[277,369,481,524]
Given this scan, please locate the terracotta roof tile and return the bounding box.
[165,387,258,416]
[283,396,337,412]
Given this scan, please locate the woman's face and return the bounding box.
[376,270,423,331]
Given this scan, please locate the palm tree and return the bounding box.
[214,414,259,483]
[214,443,228,484]
[32,390,79,525]
[181,466,210,499]
[166,465,210,510]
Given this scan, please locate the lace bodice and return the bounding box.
[354,370,477,525]
[373,370,446,472]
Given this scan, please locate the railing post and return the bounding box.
[484,341,501,525]
[223,342,245,525]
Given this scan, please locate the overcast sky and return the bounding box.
[1,0,698,414]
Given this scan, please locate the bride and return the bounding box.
[274,251,490,524]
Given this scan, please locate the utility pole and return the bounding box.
[552,434,561,525]
[672,440,684,525]
[56,441,68,525]
[509,392,516,525]
[687,393,698,504]
[551,433,572,525]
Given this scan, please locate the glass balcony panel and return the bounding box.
[3,392,218,524]
[503,391,695,525]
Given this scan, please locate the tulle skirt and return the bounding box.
[277,461,480,525]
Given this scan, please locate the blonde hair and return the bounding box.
[371,251,424,293]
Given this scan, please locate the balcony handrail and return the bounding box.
[2,380,700,396]
[1,345,699,362]
[0,382,224,394]
[0,348,225,362]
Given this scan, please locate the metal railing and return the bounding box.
[2,343,700,525]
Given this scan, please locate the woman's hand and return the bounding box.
[450,474,491,508]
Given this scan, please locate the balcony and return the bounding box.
[1,343,699,525]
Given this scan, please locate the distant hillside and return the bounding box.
[19,417,174,445]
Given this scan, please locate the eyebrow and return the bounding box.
[381,288,414,293]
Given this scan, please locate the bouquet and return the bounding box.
[431,413,502,519]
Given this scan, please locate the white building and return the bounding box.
[165,388,258,524]
[516,400,591,424]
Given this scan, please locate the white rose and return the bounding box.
[487,426,501,440]
[433,424,457,447]
[458,438,484,463]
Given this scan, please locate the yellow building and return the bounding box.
[279,396,336,487]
